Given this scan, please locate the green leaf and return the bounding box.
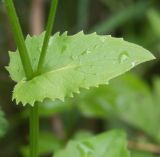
[75,73,152,119]
[54,130,130,157]
[76,84,116,118]
[109,75,159,139]
[107,75,160,142]
[7,32,155,106]
[76,74,160,142]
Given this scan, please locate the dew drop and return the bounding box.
[77,142,94,157]
[118,51,129,64]
[81,49,91,55]
[86,50,92,54]
[131,61,136,68]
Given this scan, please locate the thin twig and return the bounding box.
[51,115,65,139]
[128,140,160,154]
[30,0,44,35]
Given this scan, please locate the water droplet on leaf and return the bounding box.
[131,61,136,68]
[77,142,94,157]
[81,49,91,55]
[118,51,129,64]
[86,50,92,54]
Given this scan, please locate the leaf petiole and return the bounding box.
[37,0,58,73]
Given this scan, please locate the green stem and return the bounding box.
[29,104,39,157]
[37,0,58,73]
[5,1,58,157]
[5,0,33,79]
[4,1,39,157]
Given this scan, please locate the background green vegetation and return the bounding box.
[0,0,160,156]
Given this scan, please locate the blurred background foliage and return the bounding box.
[0,0,160,156]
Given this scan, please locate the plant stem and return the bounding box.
[4,1,39,157]
[5,0,33,79]
[29,104,39,157]
[128,140,160,154]
[5,1,58,157]
[30,0,44,35]
[37,0,58,73]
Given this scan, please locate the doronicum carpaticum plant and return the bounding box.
[4,0,155,157]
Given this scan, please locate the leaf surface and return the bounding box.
[76,74,160,142]
[7,32,155,105]
[54,130,130,157]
